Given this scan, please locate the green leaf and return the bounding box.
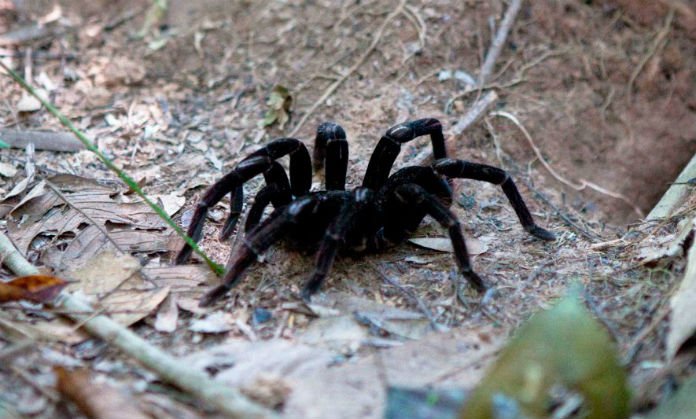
[260,85,292,129]
[0,138,9,149]
[459,293,630,419]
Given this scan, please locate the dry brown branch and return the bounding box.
[0,130,84,152]
[412,91,498,166]
[289,0,407,137]
[491,110,645,218]
[0,231,279,419]
[479,0,523,86]
[452,90,498,135]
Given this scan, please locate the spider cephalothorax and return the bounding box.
[176,118,555,306]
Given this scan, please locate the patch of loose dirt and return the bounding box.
[0,0,695,418]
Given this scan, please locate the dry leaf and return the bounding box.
[6,174,168,270]
[154,294,178,333]
[31,252,170,342]
[408,236,488,255]
[142,263,217,292]
[667,233,696,358]
[189,311,235,333]
[16,94,42,112]
[0,162,18,177]
[638,218,695,266]
[55,366,150,419]
[153,193,186,216]
[101,286,170,326]
[66,251,141,295]
[4,177,31,199]
[187,328,499,419]
[0,275,67,303]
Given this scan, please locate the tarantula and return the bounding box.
[176,118,555,306]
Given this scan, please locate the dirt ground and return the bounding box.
[0,0,695,418]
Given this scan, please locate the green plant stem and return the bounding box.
[0,61,224,276]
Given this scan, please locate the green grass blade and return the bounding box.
[0,61,224,276]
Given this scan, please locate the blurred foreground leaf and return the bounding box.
[645,376,696,419]
[459,295,630,419]
[385,387,467,419]
[261,85,292,128]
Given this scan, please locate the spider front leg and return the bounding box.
[389,183,487,293]
[363,118,447,190]
[313,122,349,190]
[176,138,311,264]
[199,194,334,307]
[433,159,555,241]
[238,161,293,234]
[199,209,290,307]
[300,189,371,300]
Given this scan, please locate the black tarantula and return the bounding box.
[176,118,555,306]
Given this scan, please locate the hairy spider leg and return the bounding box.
[244,182,289,232]
[313,122,349,190]
[244,123,350,233]
[176,138,312,264]
[391,183,487,292]
[199,192,348,306]
[219,186,244,241]
[362,118,448,190]
[245,137,312,197]
[199,209,290,307]
[433,158,556,241]
[300,188,373,300]
[222,161,293,237]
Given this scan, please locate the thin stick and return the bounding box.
[478,0,523,86]
[0,130,84,152]
[491,110,645,218]
[0,61,224,276]
[0,231,278,419]
[289,0,407,137]
[452,90,498,135]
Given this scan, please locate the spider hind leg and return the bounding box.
[433,158,555,241]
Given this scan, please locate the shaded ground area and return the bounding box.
[0,0,695,418]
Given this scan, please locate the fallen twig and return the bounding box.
[478,0,523,86]
[452,90,498,135]
[289,0,407,137]
[413,91,498,166]
[0,130,83,152]
[0,231,279,419]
